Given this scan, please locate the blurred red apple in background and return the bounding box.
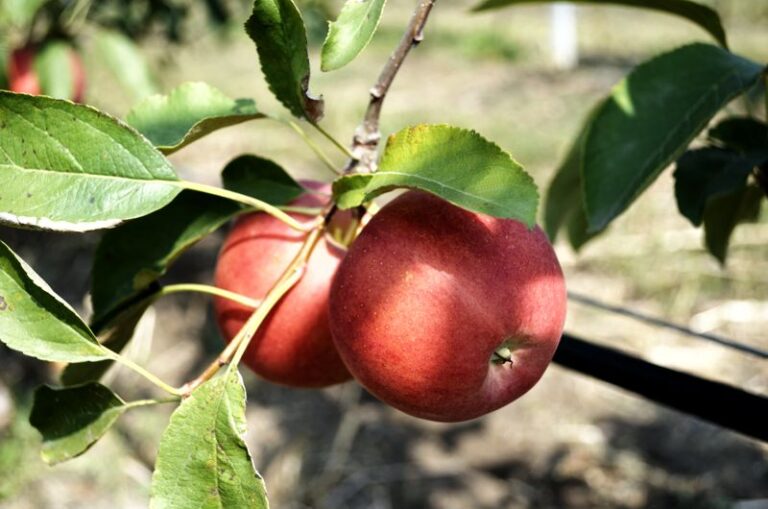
[330,191,567,421]
[8,46,41,96]
[214,182,352,388]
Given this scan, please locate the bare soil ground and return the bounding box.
[1,3,767,508]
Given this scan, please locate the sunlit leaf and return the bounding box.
[333,124,538,225]
[96,30,158,101]
[0,241,106,363]
[321,0,386,71]
[126,82,266,154]
[150,370,268,509]
[245,0,324,121]
[0,92,180,231]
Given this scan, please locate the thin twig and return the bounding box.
[350,0,438,175]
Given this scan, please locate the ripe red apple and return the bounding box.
[329,191,567,422]
[8,46,41,96]
[213,183,352,387]
[7,44,86,102]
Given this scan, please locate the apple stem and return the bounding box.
[179,211,330,397]
[180,181,317,232]
[159,283,261,309]
[285,120,343,175]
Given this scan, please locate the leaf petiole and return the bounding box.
[159,284,261,309]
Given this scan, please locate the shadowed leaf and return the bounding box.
[472,0,727,47]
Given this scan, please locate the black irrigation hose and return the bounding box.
[553,334,768,442]
[568,291,768,360]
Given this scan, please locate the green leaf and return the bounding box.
[34,41,76,100]
[245,0,324,121]
[0,241,107,363]
[580,44,763,233]
[708,117,768,153]
[222,155,303,203]
[0,92,181,231]
[472,0,728,48]
[126,82,266,155]
[29,384,127,465]
[703,184,763,264]
[2,0,46,27]
[321,0,386,71]
[150,370,268,509]
[673,148,764,226]
[91,191,240,323]
[60,298,155,386]
[95,30,158,101]
[333,124,538,226]
[543,129,597,250]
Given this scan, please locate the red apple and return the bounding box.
[213,183,352,388]
[69,50,86,103]
[8,46,41,96]
[329,191,567,421]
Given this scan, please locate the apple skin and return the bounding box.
[213,183,352,388]
[329,191,567,422]
[8,47,41,96]
[69,50,86,103]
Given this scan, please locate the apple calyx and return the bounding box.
[491,340,516,365]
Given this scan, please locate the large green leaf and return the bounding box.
[543,129,597,250]
[150,370,268,509]
[245,0,324,121]
[580,44,763,233]
[703,184,763,264]
[126,83,266,155]
[29,384,128,465]
[91,191,240,324]
[472,0,727,47]
[333,125,538,226]
[60,298,155,386]
[96,30,158,101]
[0,92,181,231]
[321,0,386,71]
[0,241,107,363]
[34,41,77,100]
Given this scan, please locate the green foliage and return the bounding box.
[29,384,128,465]
[334,124,538,226]
[95,30,159,102]
[60,299,155,386]
[90,192,241,324]
[471,0,728,47]
[126,82,266,154]
[0,93,180,231]
[33,41,77,100]
[221,155,304,203]
[321,0,386,71]
[150,370,268,509]
[580,44,763,233]
[245,0,324,121]
[0,241,107,363]
[543,127,596,250]
[703,184,763,264]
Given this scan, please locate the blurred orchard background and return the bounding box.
[1,0,767,507]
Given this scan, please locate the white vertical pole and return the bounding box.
[551,3,578,69]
